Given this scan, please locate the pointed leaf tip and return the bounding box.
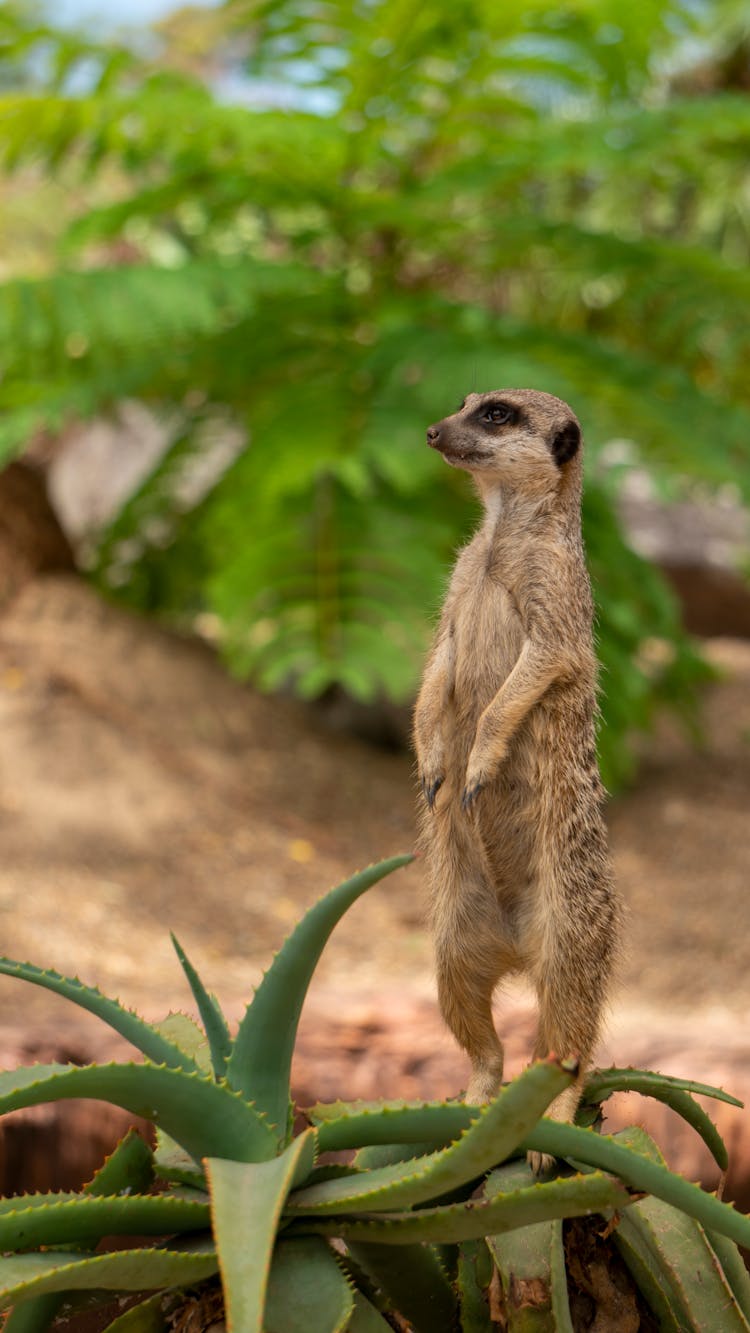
[226,855,413,1135]
[169,934,232,1080]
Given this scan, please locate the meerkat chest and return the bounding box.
[449,562,525,708]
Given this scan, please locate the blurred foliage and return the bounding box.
[0,1,748,786]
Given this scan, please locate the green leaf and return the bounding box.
[584,1068,734,1169]
[521,1121,750,1250]
[263,1238,353,1333]
[707,1230,750,1323]
[0,1241,218,1310]
[292,1171,631,1245]
[346,1291,393,1332]
[100,1292,169,1333]
[347,1240,457,1333]
[85,1128,154,1196]
[485,1161,573,1332]
[0,960,198,1073]
[456,1240,494,1333]
[288,1058,574,1214]
[0,1193,209,1252]
[311,1100,474,1152]
[170,934,232,1080]
[0,1062,277,1164]
[2,1129,156,1333]
[611,1128,750,1332]
[618,1202,750,1331]
[1,1294,63,1333]
[225,855,413,1135]
[205,1129,317,1333]
[153,1132,206,1189]
[353,1142,436,1169]
[584,1065,743,1106]
[151,1012,211,1071]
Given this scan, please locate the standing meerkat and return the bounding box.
[413,388,620,1167]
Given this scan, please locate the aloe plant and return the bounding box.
[0,853,748,1331]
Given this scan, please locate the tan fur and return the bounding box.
[414,389,621,1170]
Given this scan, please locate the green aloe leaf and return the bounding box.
[170,934,233,1080]
[612,1218,679,1332]
[354,1142,436,1169]
[100,1292,170,1332]
[0,1062,276,1164]
[0,1193,210,1252]
[263,1238,353,1333]
[288,1058,574,1214]
[349,1295,394,1333]
[583,1068,738,1169]
[312,1100,474,1152]
[205,1129,317,1333]
[456,1240,494,1333]
[293,1170,630,1245]
[641,1088,728,1171]
[3,1129,156,1333]
[226,854,413,1136]
[153,1133,206,1189]
[611,1127,749,1332]
[521,1121,750,1250]
[152,1013,211,1071]
[584,1067,743,1108]
[485,1161,573,1332]
[0,961,198,1072]
[0,1241,218,1309]
[348,1240,456,1333]
[347,1291,393,1331]
[617,1196,750,1331]
[1,1294,62,1333]
[85,1128,154,1195]
[707,1229,750,1323]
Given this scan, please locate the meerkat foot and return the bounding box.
[527,1149,557,1176]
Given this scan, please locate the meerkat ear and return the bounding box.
[550,419,581,466]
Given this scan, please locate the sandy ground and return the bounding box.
[0,573,748,1045]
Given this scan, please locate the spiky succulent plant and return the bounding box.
[0,853,748,1332]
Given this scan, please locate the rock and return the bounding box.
[0,461,75,609]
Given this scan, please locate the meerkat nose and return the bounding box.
[427,424,442,446]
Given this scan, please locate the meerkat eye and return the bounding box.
[481,404,515,425]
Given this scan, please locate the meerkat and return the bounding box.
[413,388,620,1169]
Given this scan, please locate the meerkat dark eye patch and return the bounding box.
[550,420,580,465]
[478,401,518,427]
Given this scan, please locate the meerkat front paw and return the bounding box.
[463,739,507,809]
[421,772,444,811]
[461,774,484,811]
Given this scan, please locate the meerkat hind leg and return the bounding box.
[433,879,510,1106]
[527,942,603,1174]
[440,954,505,1106]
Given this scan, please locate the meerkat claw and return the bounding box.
[422,775,444,810]
[527,1149,557,1176]
[461,780,483,811]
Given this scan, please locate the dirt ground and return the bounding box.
[0,570,748,1035]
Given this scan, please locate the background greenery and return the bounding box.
[0,0,749,785]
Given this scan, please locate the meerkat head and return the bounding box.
[425,388,582,494]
